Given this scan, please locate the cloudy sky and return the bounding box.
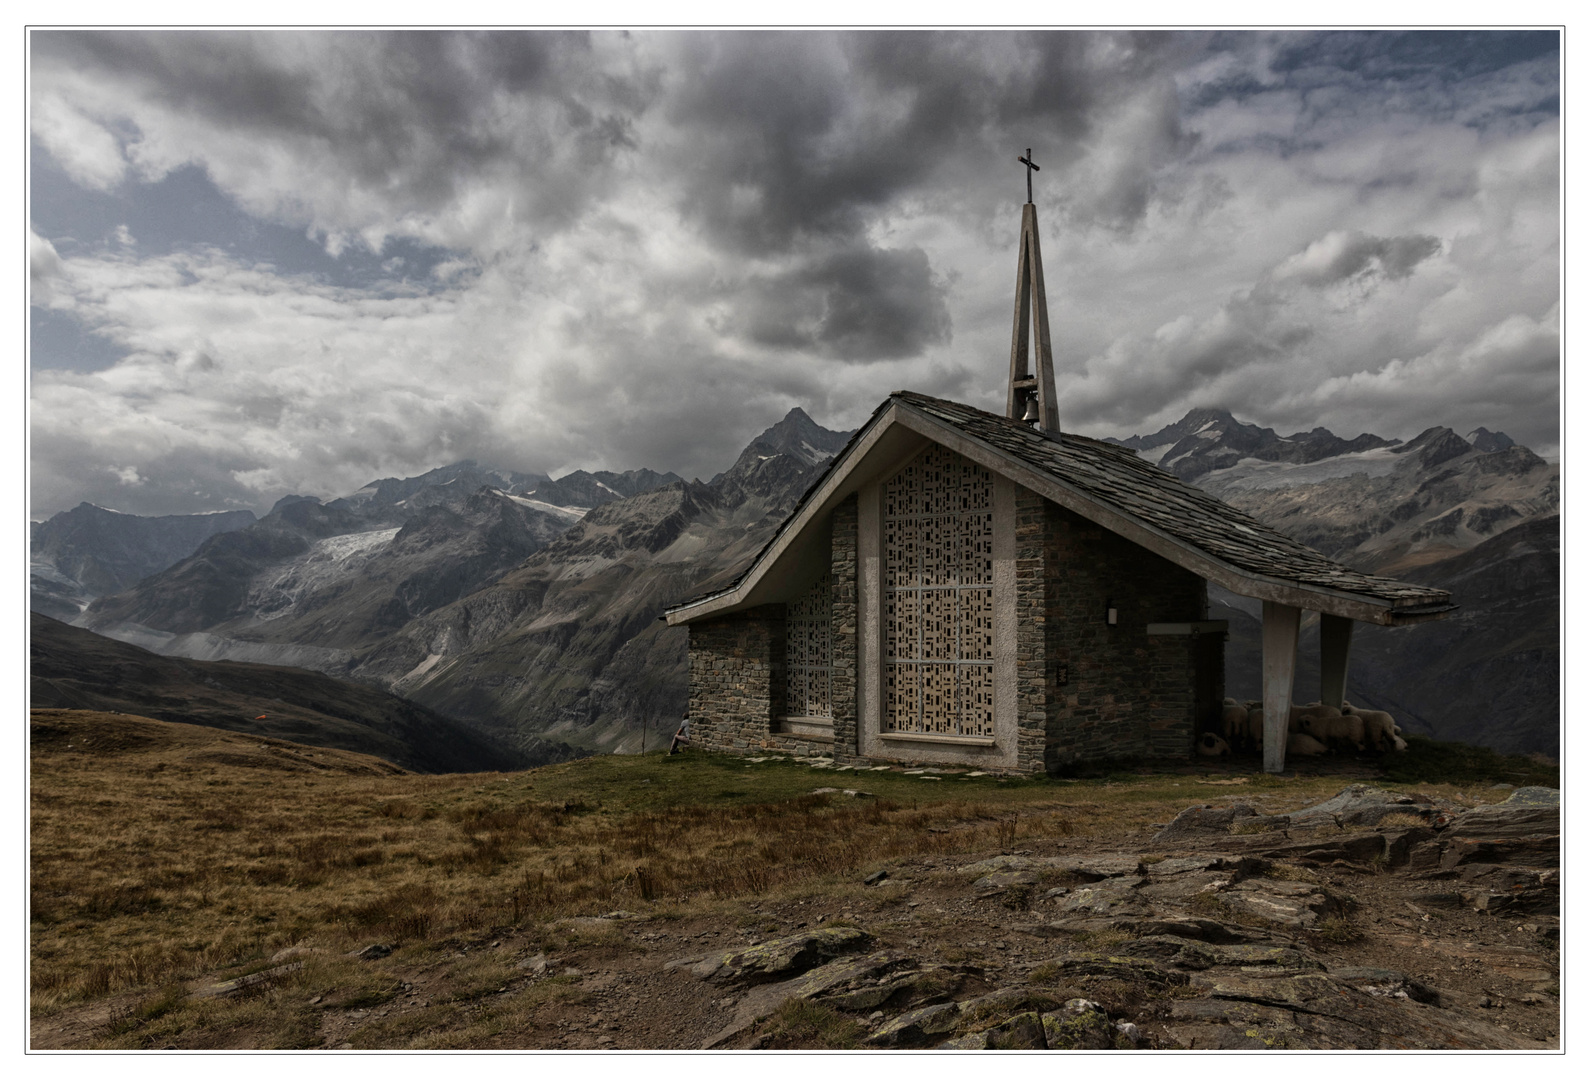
[28,29,1561,519]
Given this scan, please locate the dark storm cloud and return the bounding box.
[30,30,653,249]
[34,31,562,181]
[739,245,951,361]
[665,30,1195,254]
[27,30,1560,517]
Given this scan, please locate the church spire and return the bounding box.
[1006,148,1060,434]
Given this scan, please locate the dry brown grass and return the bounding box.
[31,712,1084,1013]
[32,708,1493,1047]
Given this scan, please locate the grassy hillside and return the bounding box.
[31,613,571,773]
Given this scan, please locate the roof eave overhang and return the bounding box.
[664,400,909,626]
[666,400,1452,628]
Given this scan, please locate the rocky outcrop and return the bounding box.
[643,785,1559,1050]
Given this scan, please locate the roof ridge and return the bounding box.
[668,391,1452,622]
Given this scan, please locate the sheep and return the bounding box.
[1240,705,1305,750]
[1222,704,1250,748]
[1335,711,1366,751]
[1296,707,1365,752]
[1289,702,1339,728]
[1342,704,1399,753]
[1390,734,1408,752]
[1361,711,1397,753]
[1197,732,1231,758]
[1287,731,1330,756]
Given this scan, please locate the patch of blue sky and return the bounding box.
[29,151,465,290]
[29,149,471,372]
[1188,30,1559,113]
[30,307,126,375]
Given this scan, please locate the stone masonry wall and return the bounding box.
[1013,489,1051,773]
[686,500,858,762]
[828,496,860,763]
[690,488,1210,770]
[1022,492,1209,770]
[686,606,784,754]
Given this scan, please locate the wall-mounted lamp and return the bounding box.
[1106,599,1118,626]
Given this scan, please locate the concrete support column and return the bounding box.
[857,483,881,756]
[1262,601,1301,774]
[1319,614,1354,710]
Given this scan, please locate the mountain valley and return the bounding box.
[30,613,564,773]
[35,403,1558,764]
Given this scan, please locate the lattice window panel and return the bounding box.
[882,445,995,737]
[785,572,833,717]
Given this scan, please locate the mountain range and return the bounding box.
[34,404,1558,762]
[30,503,258,621]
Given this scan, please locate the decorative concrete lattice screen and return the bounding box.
[883,446,995,737]
[785,572,833,717]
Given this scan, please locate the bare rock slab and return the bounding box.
[1051,876,1147,916]
[1285,784,1452,828]
[689,926,872,985]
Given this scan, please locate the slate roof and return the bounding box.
[667,391,1454,620]
[896,392,1450,607]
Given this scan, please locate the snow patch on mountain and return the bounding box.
[505,494,588,522]
[1133,443,1177,467]
[247,528,401,620]
[1198,446,1407,493]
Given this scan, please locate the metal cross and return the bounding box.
[1017,148,1040,204]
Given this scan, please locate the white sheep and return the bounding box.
[1297,707,1365,752]
[1289,702,1338,726]
[1246,707,1265,749]
[1241,705,1306,750]
[1287,731,1330,756]
[1222,704,1250,747]
[1342,704,1400,753]
[1197,732,1232,758]
[1360,712,1397,753]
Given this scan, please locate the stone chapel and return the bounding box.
[664,155,1455,775]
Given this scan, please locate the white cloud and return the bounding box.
[30,88,127,190]
[28,228,66,306]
